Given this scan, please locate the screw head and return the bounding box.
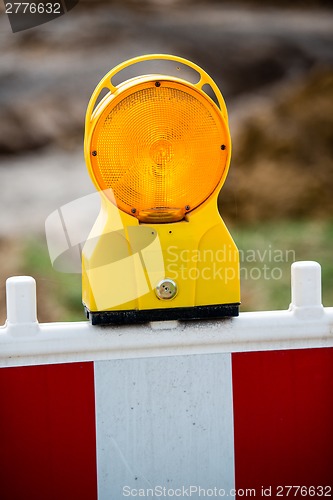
[155,278,178,300]
[131,208,137,214]
[221,145,226,150]
[185,205,190,211]
[92,150,97,156]
[155,81,161,87]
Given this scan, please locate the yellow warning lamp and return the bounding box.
[82,54,240,325]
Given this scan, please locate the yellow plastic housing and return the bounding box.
[82,200,240,315]
[82,54,240,318]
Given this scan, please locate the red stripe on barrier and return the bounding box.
[0,362,97,500]
[232,348,333,498]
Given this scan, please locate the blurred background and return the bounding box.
[0,0,333,322]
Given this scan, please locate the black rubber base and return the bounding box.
[85,303,240,326]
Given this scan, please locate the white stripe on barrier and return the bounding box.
[94,354,235,499]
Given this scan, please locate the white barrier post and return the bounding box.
[6,276,38,328]
[290,261,324,318]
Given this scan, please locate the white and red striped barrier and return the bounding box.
[0,262,332,499]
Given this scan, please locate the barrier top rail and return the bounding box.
[0,261,332,368]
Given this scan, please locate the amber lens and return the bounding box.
[90,80,228,221]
